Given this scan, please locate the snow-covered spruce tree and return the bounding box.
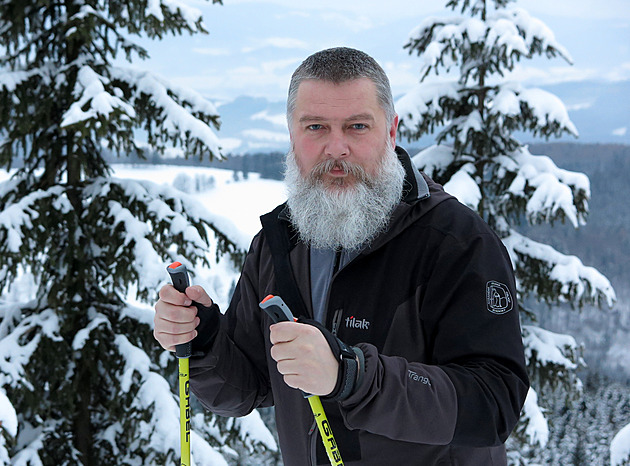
[396,0,616,463]
[0,1,276,464]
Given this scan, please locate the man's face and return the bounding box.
[289,78,398,188]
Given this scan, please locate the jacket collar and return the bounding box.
[397,146,430,203]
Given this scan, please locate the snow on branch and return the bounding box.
[406,7,572,80]
[504,230,616,308]
[396,80,461,135]
[519,387,549,447]
[496,145,588,227]
[146,0,205,31]
[611,422,630,466]
[490,84,578,138]
[110,66,222,157]
[0,388,18,463]
[0,182,70,254]
[61,66,136,128]
[0,307,61,391]
[496,7,572,64]
[522,325,580,371]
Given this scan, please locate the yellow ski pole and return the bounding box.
[308,395,343,465]
[259,295,344,466]
[167,262,193,466]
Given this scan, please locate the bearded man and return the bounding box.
[154,47,529,466]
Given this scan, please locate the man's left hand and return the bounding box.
[269,322,339,395]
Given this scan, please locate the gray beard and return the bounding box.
[284,145,406,250]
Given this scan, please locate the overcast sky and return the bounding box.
[138,0,630,102]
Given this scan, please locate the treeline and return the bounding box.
[523,374,630,466]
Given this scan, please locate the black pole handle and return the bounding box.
[167,262,193,359]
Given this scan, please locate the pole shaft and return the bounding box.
[308,396,344,466]
[179,357,191,466]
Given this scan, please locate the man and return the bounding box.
[154,47,529,465]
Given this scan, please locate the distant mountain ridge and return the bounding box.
[212,79,630,154]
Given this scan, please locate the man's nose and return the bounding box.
[324,128,349,159]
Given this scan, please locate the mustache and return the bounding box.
[308,158,369,184]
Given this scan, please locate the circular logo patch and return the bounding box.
[486,281,514,315]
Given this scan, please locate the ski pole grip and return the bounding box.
[167,261,193,359]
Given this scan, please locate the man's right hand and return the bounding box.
[153,284,214,352]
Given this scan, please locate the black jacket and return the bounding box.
[189,147,529,465]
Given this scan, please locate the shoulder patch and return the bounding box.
[486,281,514,315]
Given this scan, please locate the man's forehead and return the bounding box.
[293,78,382,119]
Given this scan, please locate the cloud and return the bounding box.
[319,12,373,33]
[251,110,287,127]
[565,102,593,111]
[192,47,230,56]
[612,127,628,136]
[219,137,243,152]
[242,129,289,143]
[242,38,309,53]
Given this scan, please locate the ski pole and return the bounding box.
[259,295,344,466]
[167,261,193,466]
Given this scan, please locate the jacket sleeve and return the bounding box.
[339,229,529,447]
[189,232,274,417]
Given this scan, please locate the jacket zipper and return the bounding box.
[331,308,343,336]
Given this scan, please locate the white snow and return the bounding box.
[410,144,456,176]
[519,87,578,136]
[611,422,630,466]
[61,66,136,128]
[522,325,579,370]
[234,410,278,452]
[499,145,590,228]
[146,0,204,31]
[0,388,17,464]
[396,80,460,130]
[0,389,17,436]
[504,230,616,307]
[521,387,549,447]
[443,164,481,210]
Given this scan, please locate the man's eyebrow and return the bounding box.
[298,115,326,123]
[298,113,375,123]
[346,113,375,122]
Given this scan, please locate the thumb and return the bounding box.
[185,285,214,308]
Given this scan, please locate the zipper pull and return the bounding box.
[331,309,343,336]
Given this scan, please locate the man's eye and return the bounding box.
[351,123,367,130]
[307,124,323,131]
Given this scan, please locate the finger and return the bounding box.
[158,284,192,306]
[185,285,214,307]
[154,327,198,352]
[155,313,200,336]
[269,321,299,345]
[154,300,198,324]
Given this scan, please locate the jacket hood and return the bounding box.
[362,146,455,254]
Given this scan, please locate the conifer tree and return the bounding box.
[0,1,274,464]
[397,0,617,462]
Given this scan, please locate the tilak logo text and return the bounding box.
[345,316,370,330]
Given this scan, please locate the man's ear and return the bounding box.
[389,114,399,148]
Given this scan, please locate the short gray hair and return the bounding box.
[286,47,396,128]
